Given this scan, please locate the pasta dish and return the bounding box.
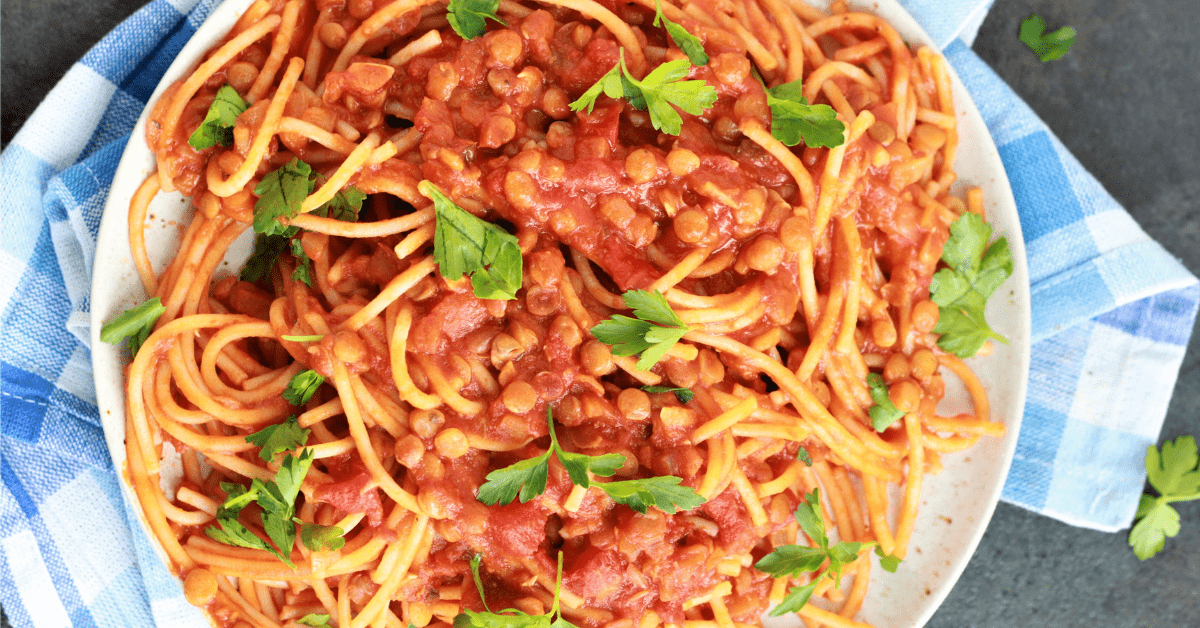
[106,0,1013,627]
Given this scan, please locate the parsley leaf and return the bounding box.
[250,449,315,566]
[419,180,523,300]
[764,79,845,148]
[1019,15,1076,62]
[283,370,326,406]
[245,415,311,461]
[297,614,334,628]
[282,334,324,342]
[204,483,274,553]
[569,51,717,136]
[796,447,813,466]
[866,373,906,431]
[100,297,166,358]
[1129,435,1200,560]
[653,0,707,65]
[254,158,315,237]
[240,234,288,283]
[315,185,366,222]
[447,0,506,40]
[641,385,694,403]
[476,450,551,506]
[594,476,706,514]
[592,290,692,370]
[455,552,579,628]
[188,84,249,150]
[300,522,346,551]
[755,489,869,616]
[929,212,1013,358]
[875,546,902,573]
[289,238,314,287]
[549,416,624,488]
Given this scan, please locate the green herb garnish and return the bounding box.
[641,385,694,403]
[570,50,717,136]
[253,158,315,237]
[929,212,1013,358]
[447,0,506,40]
[592,289,692,371]
[244,415,310,461]
[100,297,166,358]
[188,84,249,150]
[763,79,844,148]
[420,180,523,300]
[866,373,906,432]
[653,0,707,66]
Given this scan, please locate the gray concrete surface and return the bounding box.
[3,0,1199,626]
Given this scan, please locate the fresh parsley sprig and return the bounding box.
[592,289,692,371]
[476,408,624,505]
[316,185,366,222]
[454,553,578,628]
[447,0,506,40]
[865,373,906,432]
[755,489,877,615]
[929,212,1013,358]
[283,370,326,407]
[1019,15,1076,62]
[477,408,705,514]
[100,297,167,358]
[1129,435,1200,560]
[419,180,523,300]
[188,84,249,150]
[206,422,345,564]
[569,50,718,136]
[241,234,289,283]
[653,0,707,66]
[762,78,845,148]
[796,447,813,467]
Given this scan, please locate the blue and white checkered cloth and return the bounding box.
[2,0,1197,626]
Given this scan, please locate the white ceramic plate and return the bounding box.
[91,1,1031,626]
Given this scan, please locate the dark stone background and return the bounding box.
[3,0,1198,626]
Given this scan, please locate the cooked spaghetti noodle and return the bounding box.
[121,0,1006,627]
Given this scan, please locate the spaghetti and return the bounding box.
[119,0,1007,627]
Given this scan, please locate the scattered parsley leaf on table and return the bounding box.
[420,180,523,300]
[283,369,326,406]
[1019,15,1076,62]
[569,50,717,136]
[929,212,1013,358]
[254,158,315,237]
[755,489,869,616]
[763,78,845,148]
[592,289,692,371]
[1129,435,1200,560]
[245,415,311,461]
[447,0,506,40]
[653,0,708,65]
[866,373,906,431]
[188,84,248,150]
[100,297,167,358]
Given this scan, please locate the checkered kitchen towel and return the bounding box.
[2,0,1197,626]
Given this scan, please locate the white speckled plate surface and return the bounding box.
[90,1,1030,626]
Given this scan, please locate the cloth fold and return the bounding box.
[1,0,1196,626]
